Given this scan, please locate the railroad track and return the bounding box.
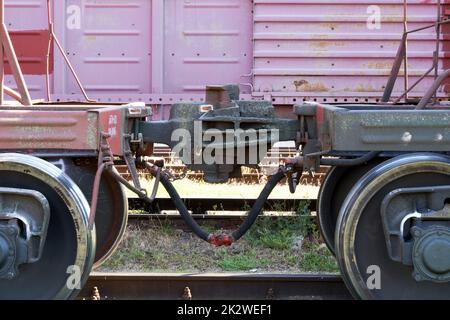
[79,273,351,300]
[117,146,328,185]
[128,198,316,215]
[128,213,318,232]
[127,198,317,232]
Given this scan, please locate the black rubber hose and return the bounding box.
[157,168,286,244]
[231,169,286,241]
[320,151,379,167]
[158,173,210,241]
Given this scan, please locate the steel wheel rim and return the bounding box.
[318,166,347,254]
[318,161,381,254]
[53,159,127,268]
[92,169,128,268]
[0,154,95,300]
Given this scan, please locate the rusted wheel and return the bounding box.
[49,158,128,268]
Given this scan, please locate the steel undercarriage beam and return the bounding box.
[139,85,299,183]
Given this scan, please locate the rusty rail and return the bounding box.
[128,197,316,216]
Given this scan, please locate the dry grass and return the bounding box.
[126,178,319,200]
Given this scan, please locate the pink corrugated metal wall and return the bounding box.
[4,0,48,98]
[58,1,152,98]
[4,0,450,109]
[163,0,253,95]
[252,0,449,104]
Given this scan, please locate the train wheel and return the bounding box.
[50,159,127,268]
[0,154,95,299]
[318,160,381,254]
[336,153,450,299]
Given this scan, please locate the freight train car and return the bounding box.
[5,0,450,116]
[2,0,450,300]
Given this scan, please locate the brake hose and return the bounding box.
[144,162,287,246]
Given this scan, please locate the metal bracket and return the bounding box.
[123,135,142,191]
[0,187,50,279]
[381,185,450,266]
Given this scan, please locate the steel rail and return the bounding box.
[80,273,350,300]
[127,213,317,233]
[128,198,317,215]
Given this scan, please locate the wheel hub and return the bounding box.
[0,235,7,266]
[381,185,450,282]
[0,221,21,279]
[0,233,11,269]
[0,187,50,280]
[412,226,450,282]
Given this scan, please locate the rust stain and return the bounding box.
[294,80,329,92]
[0,111,97,150]
[366,61,394,70]
[352,84,382,92]
[383,15,404,23]
[309,41,346,50]
[309,41,331,50]
[13,126,77,149]
[312,34,331,40]
[86,113,99,149]
[318,23,337,30]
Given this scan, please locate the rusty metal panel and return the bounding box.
[253,0,450,103]
[95,107,125,155]
[315,103,450,152]
[95,104,152,155]
[0,109,98,151]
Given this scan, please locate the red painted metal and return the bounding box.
[7,30,52,76]
[0,0,32,105]
[0,108,98,150]
[0,0,140,157]
[95,106,125,155]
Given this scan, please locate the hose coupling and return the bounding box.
[208,233,234,247]
[283,156,304,170]
[282,156,305,194]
